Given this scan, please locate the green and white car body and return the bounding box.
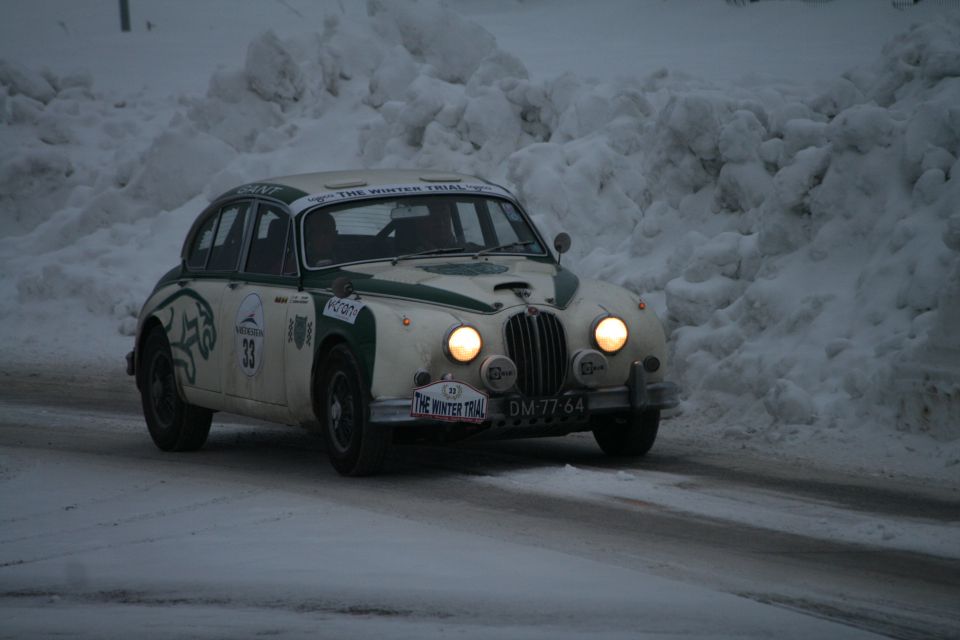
[129,170,678,475]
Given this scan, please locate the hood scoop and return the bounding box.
[493,280,535,303]
[493,281,533,291]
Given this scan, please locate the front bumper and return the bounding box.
[369,361,679,426]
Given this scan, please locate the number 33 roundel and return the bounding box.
[234,293,265,377]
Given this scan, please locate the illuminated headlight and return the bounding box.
[445,325,483,363]
[593,316,628,354]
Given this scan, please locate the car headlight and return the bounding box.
[445,325,482,363]
[593,316,628,354]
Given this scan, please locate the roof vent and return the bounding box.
[324,179,367,189]
[419,174,462,183]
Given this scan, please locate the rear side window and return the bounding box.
[186,213,217,269]
[207,202,251,271]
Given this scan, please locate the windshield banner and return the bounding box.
[290,183,514,213]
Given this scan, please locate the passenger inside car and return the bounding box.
[395,205,457,254]
[245,216,287,275]
[305,211,339,266]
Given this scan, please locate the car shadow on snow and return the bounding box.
[197,416,664,481]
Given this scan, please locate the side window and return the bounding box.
[455,202,485,246]
[245,203,290,276]
[186,213,217,269]
[281,224,298,276]
[491,201,535,246]
[207,202,250,272]
[490,206,519,244]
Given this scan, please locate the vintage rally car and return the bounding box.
[127,170,679,475]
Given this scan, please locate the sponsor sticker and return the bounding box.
[323,296,365,324]
[287,315,313,350]
[234,184,285,197]
[234,293,265,377]
[411,380,488,424]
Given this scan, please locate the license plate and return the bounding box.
[507,395,588,419]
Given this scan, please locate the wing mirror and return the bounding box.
[553,232,571,255]
[332,276,355,299]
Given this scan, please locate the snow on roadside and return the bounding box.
[0,1,958,481]
[479,463,960,560]
[0,444,888,640]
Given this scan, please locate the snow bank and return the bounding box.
[1,1,958,478]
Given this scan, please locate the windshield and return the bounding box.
[302,195,544,268]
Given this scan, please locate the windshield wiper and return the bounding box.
[392,246,465,265]
[472,241,532,258]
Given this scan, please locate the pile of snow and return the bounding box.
[1,1,958,478]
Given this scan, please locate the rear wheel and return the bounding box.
[318,345,389,476]
[592,410,660,457]
[140,326,212,451]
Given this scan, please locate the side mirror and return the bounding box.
[332,276,355,299]
[553,232,571,255]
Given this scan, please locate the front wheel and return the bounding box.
[140,326,212,451]
[318,345,389,476]
[592,410,660,457]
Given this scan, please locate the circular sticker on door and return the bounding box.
[234,293,265,377]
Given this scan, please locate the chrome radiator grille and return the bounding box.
[504,311,567,396]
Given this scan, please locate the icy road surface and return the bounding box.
[1,370,958,639]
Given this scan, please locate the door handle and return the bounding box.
[228,282,240,290]
[177,279,189,288]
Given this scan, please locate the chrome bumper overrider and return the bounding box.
[369,362,679,426]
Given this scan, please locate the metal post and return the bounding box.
[119,0,130,32]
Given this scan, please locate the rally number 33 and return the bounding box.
[242,338,256,369]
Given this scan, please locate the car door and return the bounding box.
[169,199,253,395]
[220,201,299,408]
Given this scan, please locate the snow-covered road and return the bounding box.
[1,371,957,639]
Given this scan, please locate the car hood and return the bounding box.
[304,257,580,313]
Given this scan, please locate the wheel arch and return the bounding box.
[135,315,166,391]
[310,334,373,423]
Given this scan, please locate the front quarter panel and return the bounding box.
[369,299,466,397]
[286,290,379,429]
[561,277,669,387]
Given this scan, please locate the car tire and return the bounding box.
[140,326,212,451]
[318,344,389,476]
[592,410,660,457]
